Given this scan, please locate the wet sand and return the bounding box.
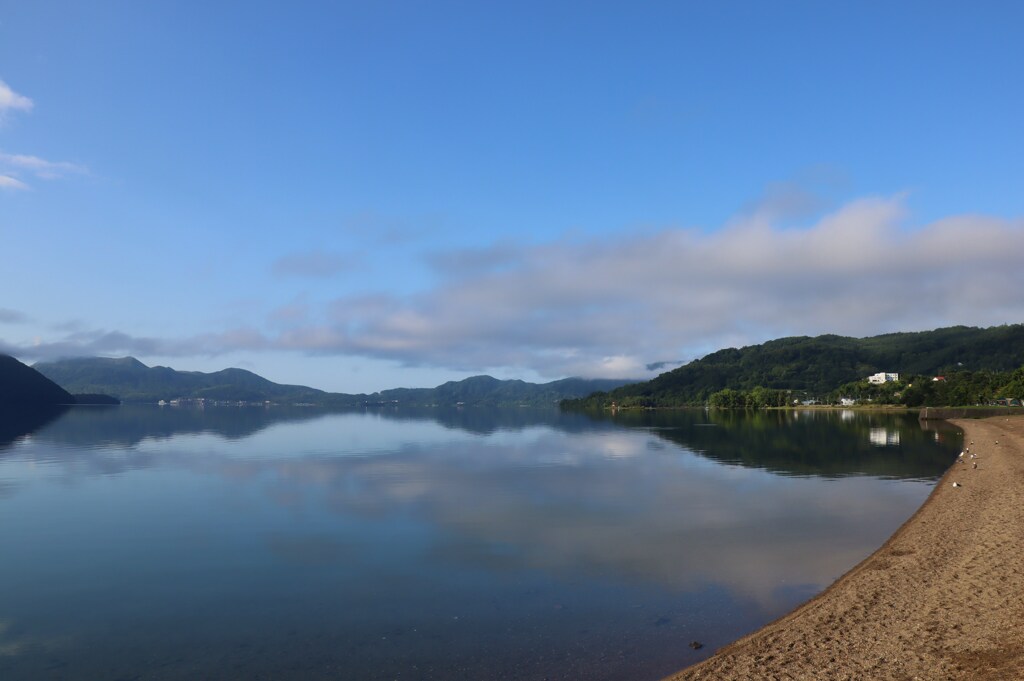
[663,415,1024,680]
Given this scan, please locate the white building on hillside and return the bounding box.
[867,372,899,384]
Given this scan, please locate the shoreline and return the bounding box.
[662,415,1024,680]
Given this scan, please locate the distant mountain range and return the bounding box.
[19,324,1024,411]
[32,356,634,407]
[563,324,1024,408]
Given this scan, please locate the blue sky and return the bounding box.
[2,2,1023,393]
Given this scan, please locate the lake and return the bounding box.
[0,406,959,680]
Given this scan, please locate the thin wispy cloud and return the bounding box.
[740,181,830,223]
[0,152,87,180]
[0,175,29,191]
[426,242,526,278]
[0,151,88,190]
[269,297,311,327]
[0,308,29,324]
[0,80,33,115]
[272,251,358,278]
[0,79,88,190]
[339,212,439,246]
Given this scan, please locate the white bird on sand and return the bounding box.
[958,451,965,458]
[952,482,962,487]
[973,462,978,469]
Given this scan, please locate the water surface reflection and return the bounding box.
[0,406,959,680]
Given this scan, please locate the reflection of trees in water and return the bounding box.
[7,404,960,480]
[19,405,617,450]
[0,403,961,601]
[0,406,69,451]
[592,409,960,479]
[27,405,337,448]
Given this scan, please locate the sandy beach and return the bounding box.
[663,415,1024,681]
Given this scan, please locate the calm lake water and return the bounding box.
[0,406,959,680]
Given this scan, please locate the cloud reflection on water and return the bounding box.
[275,430,926,611]
[1,408,947,617]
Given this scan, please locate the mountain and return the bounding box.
[0,354,75,407]
[376,375,631,407]
[563,324,1024,408]
[32,357,634,407]
[33,356,332,405]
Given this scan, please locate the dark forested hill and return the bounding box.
[33,357,633,407]
[563,324,1024,408]
[1,354,75,406]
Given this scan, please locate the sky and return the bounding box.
[2,1,1023,393]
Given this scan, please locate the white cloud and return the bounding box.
[0,80,33,114]
[2,327,268,362]
[0,152,87,180]
[262,194,1024,377]
[0,152,88,191]
[0,81,87,190]
[0,175,28,191]
[6,194,1024,379]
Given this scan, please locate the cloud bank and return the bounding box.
[7,195,1024,379]
[273,195,1024,377]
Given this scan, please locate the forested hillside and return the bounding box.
[563,325,1024,408]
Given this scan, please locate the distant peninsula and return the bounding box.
[32,356,633,407]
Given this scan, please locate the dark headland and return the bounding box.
[0,353,75,407]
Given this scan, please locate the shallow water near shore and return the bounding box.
[0,406,959,680]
